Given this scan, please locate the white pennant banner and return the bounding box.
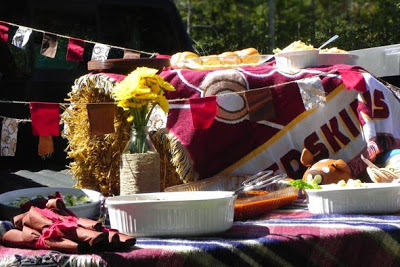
[1,118,19,157]
[11,26,32,49]
[91,43,110,61]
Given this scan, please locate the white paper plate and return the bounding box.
[106,191,235,237]
[305,183,400,214]
[0,187,103,220]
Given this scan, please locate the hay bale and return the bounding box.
[61,74,131,196]
[150,128,197,190]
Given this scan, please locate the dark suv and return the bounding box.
[0,0,192,171]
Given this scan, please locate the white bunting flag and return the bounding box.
[147,105,168,132]
[11,26,32,49]
[91,43,110,61]
[1,118,19,157]
[297,76,326,110]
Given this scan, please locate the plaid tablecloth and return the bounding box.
[1,200,400,267]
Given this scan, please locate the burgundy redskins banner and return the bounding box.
[160,64,400,180]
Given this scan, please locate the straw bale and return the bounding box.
[61,74,131,196]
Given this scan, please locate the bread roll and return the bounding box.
[201,55,221,66]
[236,48,260,64]
[219,52,241,65]
[170,51,201,68]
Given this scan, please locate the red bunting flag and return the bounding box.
[86,103,115,135]
[155,53,171,59]
[189,96,217,129]
[338,69,367,93]
[66,37,85,62]
[0,21,9,43]
[245,87,276,122]
[29,102,60,136]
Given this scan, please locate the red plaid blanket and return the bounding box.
[2,201,400,266]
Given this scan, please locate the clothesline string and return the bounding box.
[3,20,156,57]
[0,69,340,107]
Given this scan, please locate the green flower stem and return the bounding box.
[126,104,157,153]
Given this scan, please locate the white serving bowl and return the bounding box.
[317,53,358,66]
[275,50,319,71]
[106,191,236,237]
[0,187,103,220]
[305,183,400,214]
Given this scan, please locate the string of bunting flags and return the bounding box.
[0,19,368,160]
[0,68,362,158]
[0,20,156,61]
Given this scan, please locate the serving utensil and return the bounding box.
[318,35,339,50]
[361,154,400,183]
[233,171,287,195]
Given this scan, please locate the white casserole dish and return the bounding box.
[0,187,102,220]
[275,50,319,71]
[305,183,400,214]
[106,191,235,237]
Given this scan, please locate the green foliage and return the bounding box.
[288,179,322,189]
[174,0,400,55]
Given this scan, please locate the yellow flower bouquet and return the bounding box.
[113,67,175,153]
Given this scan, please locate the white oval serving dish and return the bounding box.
[305,183,400,214]
[0,187,103,220]
[317,52,358,66]
[106,191,236,237]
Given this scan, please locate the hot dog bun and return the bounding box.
[170,51,201,68]
[219,51,241,65]
[235,48,260,64]
[202,55,221,66]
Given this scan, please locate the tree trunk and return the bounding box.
[268,0,275,53]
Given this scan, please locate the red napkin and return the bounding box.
[338,69,367,93]
[189,96,217,129]
[66,37,85,62]
[3,199,137,253]
[29,102,60,136]
[0,20,9,43]
[2,227,82,253]
[4,177,141,253]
